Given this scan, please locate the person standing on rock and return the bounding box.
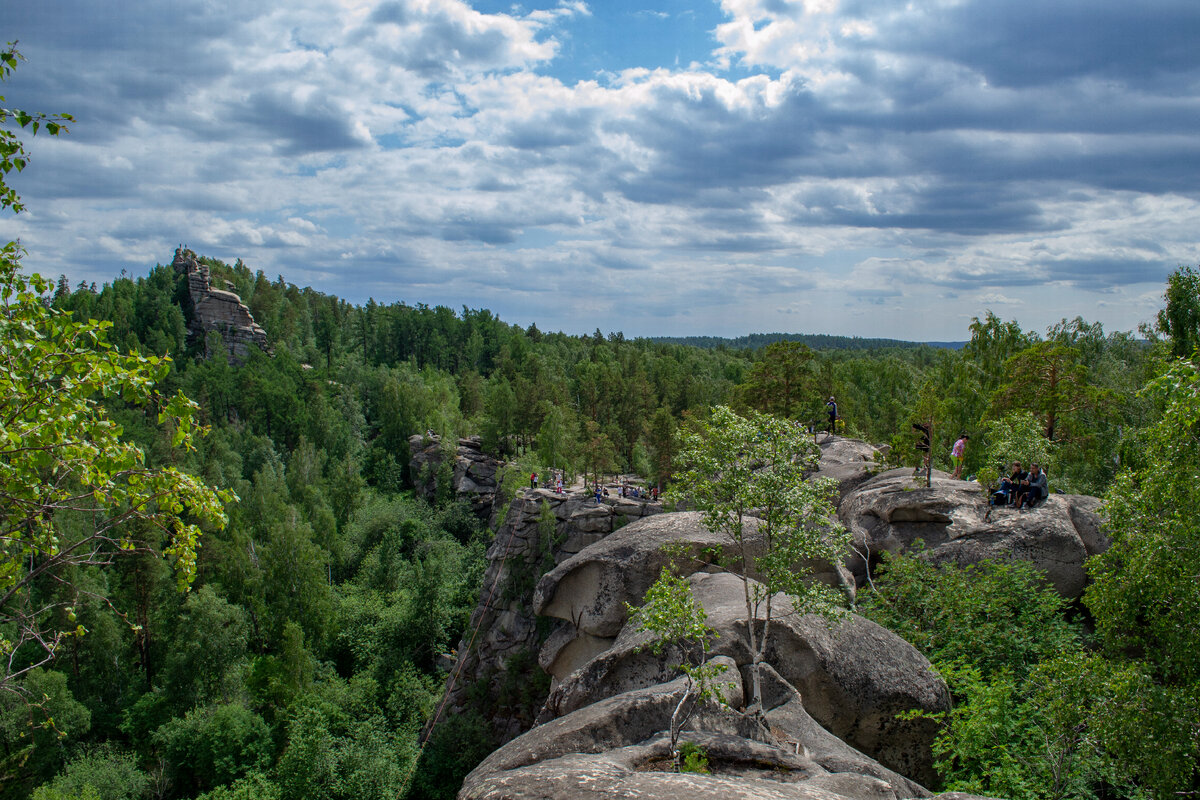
[825,396,838,435]
[951,434,969,479]
[531,471,538,490]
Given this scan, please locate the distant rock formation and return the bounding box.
[409,435,503,521]
[172,247,268,362]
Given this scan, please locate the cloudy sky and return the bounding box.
[3,1,1197,340]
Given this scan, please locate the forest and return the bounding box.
[3,45,1199,800]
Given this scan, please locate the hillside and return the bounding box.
[2,248,1196,800]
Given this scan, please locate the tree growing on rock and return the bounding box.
[669,406,849,721]
[627,549,727,769]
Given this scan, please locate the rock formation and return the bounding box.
[171,247,268,362]
[839,467,1106,598]
[409,434,504,520]
[432,485,663,742]
[438,435,1099,799]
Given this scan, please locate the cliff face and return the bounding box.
[441,435,1105,800]
[172,248,268,363]
[433,486,663,743]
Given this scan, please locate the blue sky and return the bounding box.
[2,1,1198,339]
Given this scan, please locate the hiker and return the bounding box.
[951,434,969,479]
[826,396,838,434]
[1017,463,1048,509]
[994,461,1026,506]
[531,471,538,490]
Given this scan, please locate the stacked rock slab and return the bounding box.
[430,486,662,743]
[463,513,958,799]
[171,247,268,363]
[408,434,504,520]
[838,467,1107,598]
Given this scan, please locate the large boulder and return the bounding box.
[813,436,886,500]
[539,572,947,789]
[534,512,853,642]
[839,469,1106,598]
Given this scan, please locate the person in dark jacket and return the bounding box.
[995,461,1026,505]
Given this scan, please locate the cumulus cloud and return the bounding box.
[2,0,1196,339]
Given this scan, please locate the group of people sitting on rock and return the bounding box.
[991,461,1048,509]
[590,482,660,504]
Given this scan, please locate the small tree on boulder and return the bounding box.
[669,406,849,721]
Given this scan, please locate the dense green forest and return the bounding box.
[6,246,1189,800]
[4,44,1198,800]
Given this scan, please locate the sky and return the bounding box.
[2,0,1198,340]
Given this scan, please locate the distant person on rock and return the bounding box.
[825,396,838,435]
[951,434,969,479]
[531,471,538,490]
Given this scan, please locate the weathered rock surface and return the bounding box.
[838,468,1106,598]
[408,434,503,519]
[537,572,947,788]
[812,436,886,500]
[172,247,268,363]
[533,512,854,645]
[430,487,662,743]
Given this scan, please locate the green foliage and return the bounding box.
[1080,357,1200,794]
[193,772,279,800]
[0,669,91,794]
[860,551,1080,680]
[409,709,498,800]
[161,585,249,710]
[0,253,233,686]
[152,702,272,795]
[736,340,816,419]
[678,741,710,774]
[0,44,73,214]
[627,563,725,759]
[990,341,1111,446]
[980,411,1055,479]
[31,745,151,800]
[670,406,849,716]
[1155,265,1200,360]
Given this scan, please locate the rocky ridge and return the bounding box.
[436,435,1102,799]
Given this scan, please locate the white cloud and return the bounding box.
[2,0,1194,339]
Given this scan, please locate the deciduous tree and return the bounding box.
[670,406,848,720]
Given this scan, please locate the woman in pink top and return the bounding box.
[951,434,969,479]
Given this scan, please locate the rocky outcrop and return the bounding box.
[465,560,949,799]
[171,247,268,362]
[431,487,662,743]
[532,512,855,681]
[534,571,948,787]
[408,434,504,519]
[445,436,1097,798]
[812,436,886,501]
[839,468,1107,598]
